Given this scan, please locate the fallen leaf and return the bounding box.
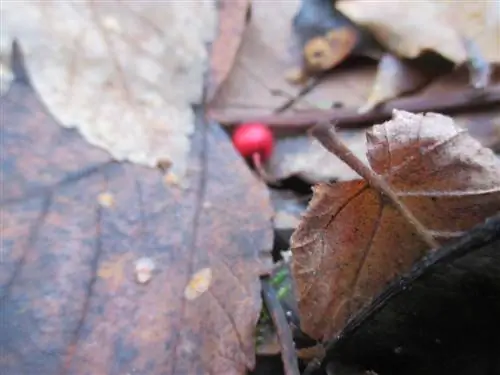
[270,189,307,233]
[290,110,500,341]
[418,65,500,151]
[336,0,467,63]
[436,0,500,63]
[229,65,500,182]
[270,188,309,248]
[210,0,302,111]
[206,0,251,103]
[332,0,478,110]
[358,53,436,114]
[268,130,368,183]
[286,0,369,83]
[0,36,13,96]
[3,1,217,179]
[210,0,377,115]
[1,79,274,375]
[327,214,500,375]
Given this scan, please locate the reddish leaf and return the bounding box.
[1,79,273,375]
[206,0,251,103]
[290,110,500,341]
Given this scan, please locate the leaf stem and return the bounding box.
[311,122,440,250]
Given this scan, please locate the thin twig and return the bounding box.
[273,75,324,113]
[261,276,301,375]
[311,123,440,250]
[209,84,500,130]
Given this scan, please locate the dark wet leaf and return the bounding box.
[0,79,274,375]
[324,214,500,375]
[269,188,308,242]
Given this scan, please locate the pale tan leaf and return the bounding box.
[268,130,369,183]
[3,0,216,179]
[291,110,500,341]
[337,0,467,63]
[358,53,432,114]
[435,0,500,62]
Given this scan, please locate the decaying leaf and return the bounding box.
[1,79,274,375]
[290,110,500,341]
[418,65,500,151]
[436,0,500,63]
[0,35,13,95]
[358,53,436,114]
[336,0,467,64]
[285,0,373,84]
[325,214,500,375]
[3,1,216,179]
[206,0,251,103]
[332,0,494,110]
[210,0,303,111]
[268,130,368,183]
[210,0,379,115]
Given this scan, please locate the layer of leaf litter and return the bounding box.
[2,0,217,180]
[209,0,500,183]
[291,110,500,341]
[1,76,273,374]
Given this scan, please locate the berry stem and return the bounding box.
[251,152,279,185]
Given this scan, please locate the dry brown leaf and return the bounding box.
[208,1,376,182]
[336,0,467,63]
[290,110,500,341]
[210,0,376,115]
[211,0,302,111]
[3,1,216,179]
[2,78,274,375]
[206,0,251,103]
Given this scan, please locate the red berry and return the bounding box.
[232,122,274,162]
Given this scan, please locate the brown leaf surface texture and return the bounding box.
[210,0,375,115]
[1,80,273,375]
[290,110,500,341]
[207,0,251,103]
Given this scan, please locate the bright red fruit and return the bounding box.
[232,122,274,162]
